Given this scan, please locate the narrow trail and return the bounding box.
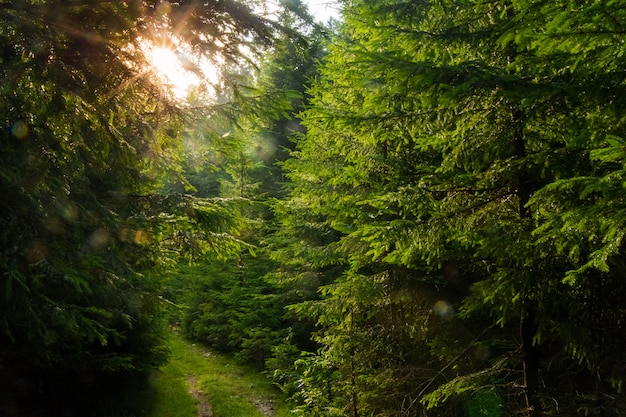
[185,370,277,417]
[186,375,214,417]
[254,398,276,416]
[169,334,284,417]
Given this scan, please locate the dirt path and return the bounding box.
[186,375,214,417]
[254,398,276,416]
[173,335,283,417]
[185,373,276,417]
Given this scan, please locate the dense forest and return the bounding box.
[2,0,626,416]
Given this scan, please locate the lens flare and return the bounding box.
[433,300,454,320]
[142,41,220,101]
[11,120,29,139]
[87,228,110,250]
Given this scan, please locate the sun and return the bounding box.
[149,47,198,95]
[144,43,219,101]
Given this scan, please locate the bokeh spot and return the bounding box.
[433,300,454,320]
[466,389,503,417]
[11,120,29,139]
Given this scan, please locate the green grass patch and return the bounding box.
[143,331,292,417]
[128,344,197,417]
[139,356,198,417]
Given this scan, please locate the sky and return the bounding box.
[304,0,341,23]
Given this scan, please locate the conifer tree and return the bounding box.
[0,0,290,414]
[177,0,329,373]
[282,0,626,415]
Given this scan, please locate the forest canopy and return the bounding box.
[2,0,626,416]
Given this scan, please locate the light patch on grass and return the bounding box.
[163,332,293,417]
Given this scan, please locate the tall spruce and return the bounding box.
[281,0,626,415]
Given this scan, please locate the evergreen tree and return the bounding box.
[0,0,289,414]
[176,0,328,373]
[280,0,626,415]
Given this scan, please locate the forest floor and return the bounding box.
[186,375,214,417]
[144,331,291,417]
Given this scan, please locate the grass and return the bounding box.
[128,342,197,417]
[138,353,198,417]
[139,331,293,417]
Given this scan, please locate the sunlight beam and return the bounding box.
[143,41,220,102]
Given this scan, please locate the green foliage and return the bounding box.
[272,0,626,415]
[173,0,329,380]
[176,254,285,368]
[0,0,296,415]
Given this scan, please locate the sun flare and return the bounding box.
[144,43,219,101]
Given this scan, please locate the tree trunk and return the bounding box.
[521,307,541,415]
[511,104,542,415]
